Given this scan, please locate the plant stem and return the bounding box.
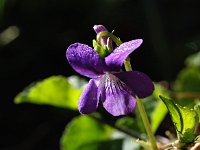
[124,57,132,71]
[136,96,158,150]
[124,57,158,150]
[97,31,122,46]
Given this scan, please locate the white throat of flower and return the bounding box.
[103,72,127,95]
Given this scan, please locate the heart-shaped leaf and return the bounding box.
[60,115,123,150]
[159,96,198,145]
[14,75,86,110]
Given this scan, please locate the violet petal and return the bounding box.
[78,79,99,114]
[93,25,113,50]
[66,43,105,78]
[114,71,154,98]
[105,39,143,71]
[100,73,136,116]
[93,25,108,46]
[93,25,108,34]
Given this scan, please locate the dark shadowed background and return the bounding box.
[0,0,200,149]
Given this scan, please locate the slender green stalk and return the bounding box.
[124,57,132,71]
[136,96,158,150]
[123,53,158,150]
[97,31,122,46]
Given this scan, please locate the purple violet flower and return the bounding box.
[66,25,154,116]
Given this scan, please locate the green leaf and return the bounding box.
[115,116,143,139]
[14,75,86,110]
[60,115,123,150]
[185,51,200,68]
[174,52,200,102]
[151,101,167,134]
[174,67,200,93]
[150,84,169,133]
[159,96,198,144]
[60,115,142,150]
[194,104,200,122]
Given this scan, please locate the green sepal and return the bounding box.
[92,39,98,48]
[92,39,110,58]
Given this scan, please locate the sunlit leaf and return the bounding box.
[151,101,167,134]
[160,96,198,144]
[185,51,200,68]
[14,75,86,110]
[150,83,169,133]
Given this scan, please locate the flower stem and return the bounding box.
[97,31,122,46]
[136,96,158,150]
[124,57,132,71]
[124,57,157,150]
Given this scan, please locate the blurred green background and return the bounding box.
[0,0,200,149]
